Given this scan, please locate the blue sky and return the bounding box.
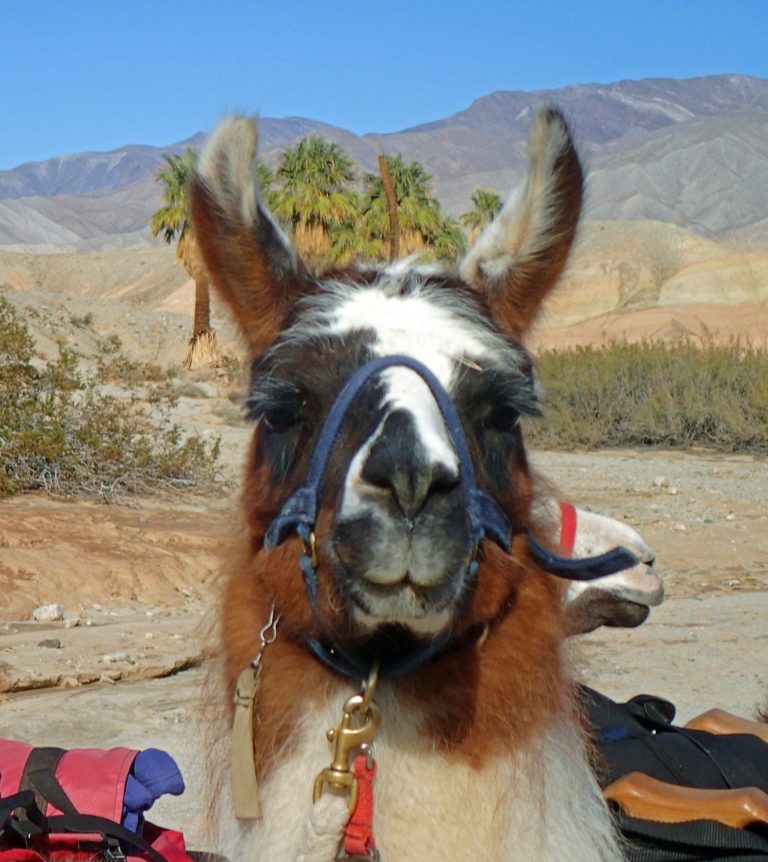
[1,0,767,170]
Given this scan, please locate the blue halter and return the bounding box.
[263,354,640,678]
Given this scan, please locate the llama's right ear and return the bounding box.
[459,108,582,340]
[190,116,303,355]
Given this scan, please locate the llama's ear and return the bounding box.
[190,116,304,355]
[459,108,583,339]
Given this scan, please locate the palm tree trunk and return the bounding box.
[378,155,400,262]
[193,275,212,336]
[184,275,219,370]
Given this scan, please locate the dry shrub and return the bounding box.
[525,340,768,452]
[95,333,170,384]
[0,294,221,500]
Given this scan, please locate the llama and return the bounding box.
[536,498,663,635]
[191,108,625,861]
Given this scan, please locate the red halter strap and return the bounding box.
[558,501,578,557]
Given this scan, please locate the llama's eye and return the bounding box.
[489,405,520,432]
[262,407,301,434]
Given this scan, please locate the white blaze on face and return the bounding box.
[328,282,494,520]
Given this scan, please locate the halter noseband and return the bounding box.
[263,354,640,678]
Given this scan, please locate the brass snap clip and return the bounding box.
[313,665,380,814]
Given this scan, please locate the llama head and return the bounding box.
[191,109,582,655]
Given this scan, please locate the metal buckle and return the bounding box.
[103,838,128,861]
[302,531,319,569]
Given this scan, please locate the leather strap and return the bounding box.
[231,666,262,819]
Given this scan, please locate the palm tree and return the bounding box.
[460,189,503,241]
[270,136,360,268]
[359,156,439,258]
[150,148,217,370]
[433,216,467,264]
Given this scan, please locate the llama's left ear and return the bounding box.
[190,116,304,355]
[460,108,583,339]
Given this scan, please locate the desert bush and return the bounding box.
[0,295,221,500]
[70,310,94,328]
[94,333,169,384]
[526,340,768,452]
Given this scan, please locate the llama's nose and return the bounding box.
[361,410,459,519]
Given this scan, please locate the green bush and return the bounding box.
[0,295,221,499]
[525,341,768,452]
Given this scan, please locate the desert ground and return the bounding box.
[1,377,766,851]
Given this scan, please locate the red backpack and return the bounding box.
[0,740,196,862]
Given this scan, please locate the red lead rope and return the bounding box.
[343,753,378,859]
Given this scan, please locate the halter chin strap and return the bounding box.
[263,354,640,679]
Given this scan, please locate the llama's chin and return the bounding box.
[344,578,460,636]
[351,601,453,636]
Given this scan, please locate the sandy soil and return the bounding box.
[1,444,766,851]
[531,300,768,350]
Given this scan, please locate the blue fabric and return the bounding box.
[528,536,640,581]
[122,748,185,833]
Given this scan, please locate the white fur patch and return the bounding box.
[330,283,489,520]
[213,684,622,861]
[328,283,495,386]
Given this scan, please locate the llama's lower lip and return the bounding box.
[341,571,464,633]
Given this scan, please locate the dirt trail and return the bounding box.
[0,449,766,852]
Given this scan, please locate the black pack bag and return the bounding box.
[580,686,768,862]
[614,813,768,862]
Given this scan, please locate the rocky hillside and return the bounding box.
[2,214,765,365]
[1,74,765,352]
[2,75,767,250]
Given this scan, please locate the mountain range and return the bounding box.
[1,74,766,354]
[2,74,768,251]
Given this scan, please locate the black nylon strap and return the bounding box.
[0,791,49,849]
[0,790,40,833]
[19,747,68,817]
[25,766,79,817]
[305,625,454,680]
[528,535,641,580]
[616,811,768,861]
[45,813,168,862]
